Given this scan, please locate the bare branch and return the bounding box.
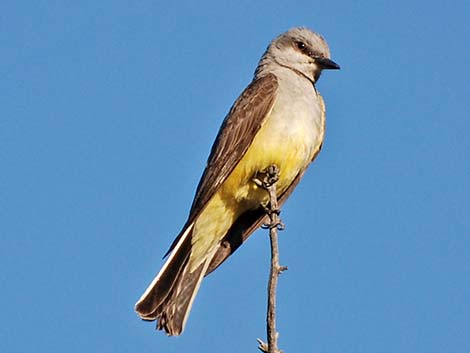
[253,165,287,353]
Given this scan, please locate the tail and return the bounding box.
[135,224,213,336]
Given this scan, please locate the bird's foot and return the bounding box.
[252,164,280,189]
[261,204,284,230]
[261,219,285,230]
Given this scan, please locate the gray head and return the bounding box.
[256,27,340,83]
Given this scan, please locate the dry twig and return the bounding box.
[253,165,287,353]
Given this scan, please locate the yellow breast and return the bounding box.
[189,90,325,270]
[221,91,325,210]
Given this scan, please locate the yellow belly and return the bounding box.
[189,95,325,270]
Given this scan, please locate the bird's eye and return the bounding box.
[296,41,306,50]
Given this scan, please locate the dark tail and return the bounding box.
[135,225,211,336]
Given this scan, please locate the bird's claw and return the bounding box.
[261,220,285,230]
[252,165,280,189]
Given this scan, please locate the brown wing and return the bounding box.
[165,73,278,256]
[206,92,327,274]
[190,73,278,217]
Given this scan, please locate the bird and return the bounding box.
[135,27,340,336]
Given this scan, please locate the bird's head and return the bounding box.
[257,27,340,83]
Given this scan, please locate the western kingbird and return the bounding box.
[135,27,340,335]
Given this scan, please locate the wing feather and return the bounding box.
[190,73,278,216]
[165,73,278,256]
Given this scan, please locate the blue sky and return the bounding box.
[2,1,470,352]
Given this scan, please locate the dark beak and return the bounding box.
[316,57,340,70]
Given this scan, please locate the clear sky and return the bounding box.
[2,1,470,352]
